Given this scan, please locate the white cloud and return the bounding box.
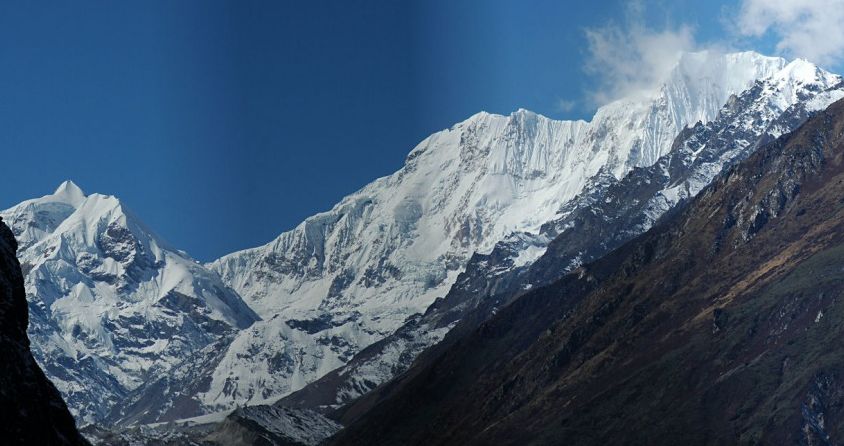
[555,99,577,113]
[737,0,844,66]
[583,9,697,105]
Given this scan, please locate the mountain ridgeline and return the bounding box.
[263,58,844,420]
[6,50,844,446]
[106,52,832,427]
[329,97,844,445]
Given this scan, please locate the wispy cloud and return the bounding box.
[583,5,697,106]
[736,0,844,66]
[555,99,577,113]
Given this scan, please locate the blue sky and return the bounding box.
[0,0,840,260]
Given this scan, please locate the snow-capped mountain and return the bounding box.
[213,51,786,320]
[108,51,796,423]
[13,50,837,433]
[242,57,844,422]
[326,91,844,446]
[0,181,259,424]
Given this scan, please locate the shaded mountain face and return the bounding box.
[328,98,844,445]
[253,58,844,420]
[0,182,259,425]
[125,51,790,422]
[0,218,89,445]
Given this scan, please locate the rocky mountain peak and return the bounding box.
[0,184,259,424]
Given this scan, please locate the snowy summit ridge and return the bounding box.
[191,50,791,414]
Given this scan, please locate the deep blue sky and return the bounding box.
[0,1,795,260]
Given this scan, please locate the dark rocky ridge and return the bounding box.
[0,218,89,445]
[328,98,844,444]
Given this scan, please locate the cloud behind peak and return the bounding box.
[737,0,844,66]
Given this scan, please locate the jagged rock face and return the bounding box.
[0,182,259,425]
[0,218,89,445]
[174,51,787,418]
[205,406,341,446]
[329,97,844,445]
[268,58,844,415]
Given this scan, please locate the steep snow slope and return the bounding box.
[0,182,259,424]
[214,51,786,319]
[329,95,844,446]
[180,51,789,416]
[250,57,844,418]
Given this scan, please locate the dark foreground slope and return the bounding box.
[0,219,88,445]
[330,98,844,446]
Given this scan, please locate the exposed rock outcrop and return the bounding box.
[0,218,88,445]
